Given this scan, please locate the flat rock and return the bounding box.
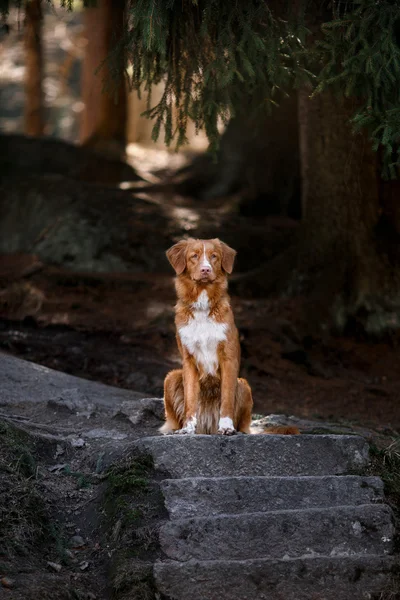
[159,504,394,561]
[0,351,144,412]
[118,397,164,425]
[135,434,370,477]
[161,475,384,519]
[0,134,141,184]
[0,173,181,273]
[154,555,396,600]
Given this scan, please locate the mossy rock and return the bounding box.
[102,451,168,599]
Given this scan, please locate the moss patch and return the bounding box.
[103,453,153,531]
[102,452,168,600]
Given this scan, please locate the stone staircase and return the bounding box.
[134,434,396,600]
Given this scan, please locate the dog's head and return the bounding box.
[166,238,236,284]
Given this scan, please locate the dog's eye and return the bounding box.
[191,253,198,259]
[211,254,217,260]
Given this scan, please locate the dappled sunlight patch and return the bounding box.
[48,312,70,325]
[126,142,191,180]
[170,206,200,231]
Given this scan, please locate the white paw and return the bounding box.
[174,427,193,435]
[218,417,236,436]
[174,416,197,435]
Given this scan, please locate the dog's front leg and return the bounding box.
[218,360,238,435]
[175,361,199,434]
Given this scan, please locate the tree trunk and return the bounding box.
[172,94,301,219]
[297,88,400,335]
[24,0,44,137]
[80,0,127,159]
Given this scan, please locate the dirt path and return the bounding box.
[1,260,400,432]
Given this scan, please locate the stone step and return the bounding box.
[159,504,394,561]
[136,434,369,478]
[161,475,384,519]
[154,555,396,600]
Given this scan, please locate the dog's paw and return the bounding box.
[174,427,192,435]
[218,417,236,436]
[174,417,197,435]
[218,427,236,435]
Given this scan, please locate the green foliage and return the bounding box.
[123,0,308,151]
[119,0,400,172]
[2,0,400,172]
[312,0,400,178]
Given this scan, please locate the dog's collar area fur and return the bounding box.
[175,276,228,311]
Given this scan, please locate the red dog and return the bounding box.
[160,238,253,435]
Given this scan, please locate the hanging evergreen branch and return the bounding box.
[2,0,400,171]
[312,0,400,178]
[122,0,308,151]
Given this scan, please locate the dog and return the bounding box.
[160,237,253,435]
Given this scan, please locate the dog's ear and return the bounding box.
[219,240,236,274]
[166,240,188,275]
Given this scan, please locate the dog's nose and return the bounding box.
[201,265,211,274]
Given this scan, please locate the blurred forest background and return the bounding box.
[1,0,400,432]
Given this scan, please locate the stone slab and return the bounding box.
[161,475,384,519]
[154,556,396,600]
[135,434,370,477]
[0,351,144,413]
[159,504,394,561]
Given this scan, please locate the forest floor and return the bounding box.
[1,208,400,435]
[1,0,397,436]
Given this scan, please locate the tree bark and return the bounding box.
[297,88,400,335]
[80,0,127,159]
[172,94,301,219]
[24,0,44,137]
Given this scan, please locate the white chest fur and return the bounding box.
[178,291,227,375]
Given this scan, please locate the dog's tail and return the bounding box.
[263,426,300,435]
